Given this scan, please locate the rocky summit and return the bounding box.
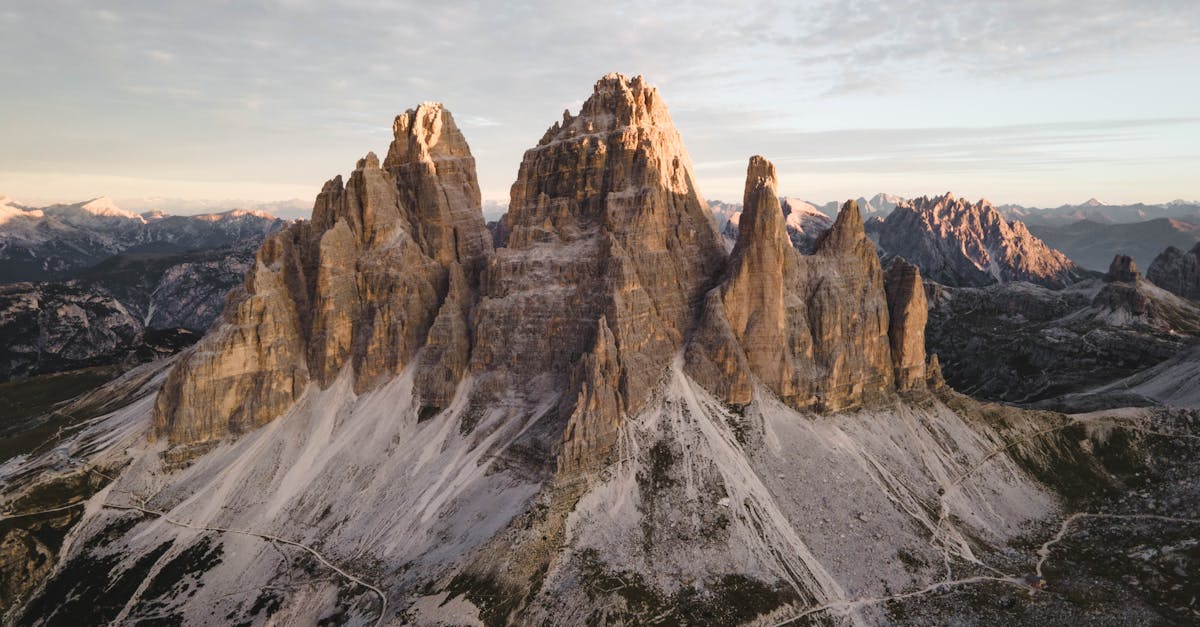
[686,156,923,413]
[6,74,1200,627]
[875,192,1085,288]
[154,103,492,449]
[1147,241,1200,300]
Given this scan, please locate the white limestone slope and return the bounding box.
[526,359,1059,625]
[16,357,1068,625]
[22,366,543,624]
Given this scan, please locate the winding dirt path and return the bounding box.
[1035,512,1200,578]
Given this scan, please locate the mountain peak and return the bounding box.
[880,193,1082,288]
[732,156,786,258]
[385,103,491,270]
[537,72,670,148]
[1106,254,1140,283]
[384,102,471,170]
[80,196,138,218]
[1083,197,1104,207]
[814,199,868,255]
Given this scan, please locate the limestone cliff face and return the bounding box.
[557,316,624,476]
[686,156,898,413]
[884,258,928,394]
[153,230,311,446]
[414,261,472,413]
[471,73,727,473]
[384,103,493,274]
[154,76,935,461]
[154,109,482,446]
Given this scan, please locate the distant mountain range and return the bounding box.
[1030,218,1200,272]
[872,193,1086,288]
[999,198,1200,226]
[0,196,287,282]
[0,196,289,381]
[710,194,1200,276]
[709,194,1200,224]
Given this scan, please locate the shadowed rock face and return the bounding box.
[878,193,1084,288]
[884,257,928,394]
[1106,255,1140,283]
[686,156,912,413]
[1147,242,1200,300]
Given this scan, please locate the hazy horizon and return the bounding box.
[2,1,1198,211]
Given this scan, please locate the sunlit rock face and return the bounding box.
[473,72,728,473]
[384,103,493,275]
[878,193,1084,288]
[686,156,903,413]
[153,109,487,447]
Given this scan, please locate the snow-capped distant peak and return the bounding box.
[780,197,826,218]
[193,208,279,222]
[79,196,141,219]
[1082,198,1104,207]
[0,196,44,226]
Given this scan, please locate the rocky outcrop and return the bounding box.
[473,73,726,473]
[884,258,928,394]
[384,103,493,275]
[556,316,624,476]
[686,156,898,412]
[720,197,833,254]
[153,232,311,446]
[877,193,1084,288]
[153,112,481,446]
[1106,254,1140,283]
[1092,254,1200,334]
[1147,242,1200,300]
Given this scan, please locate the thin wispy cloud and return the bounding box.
[1,0,1197,209]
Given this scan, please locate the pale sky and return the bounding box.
[2,0,1198,213]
